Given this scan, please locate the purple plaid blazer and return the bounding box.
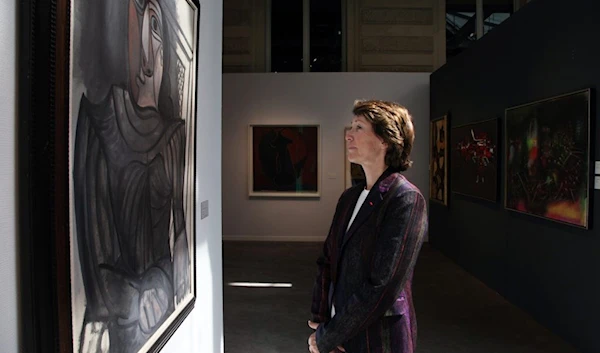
[311,168,428,353]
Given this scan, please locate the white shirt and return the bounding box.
[347,188,370,232]
[333,188,370,317]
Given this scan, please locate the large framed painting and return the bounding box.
[19,0,200,352]
[450,118,499,202]
[430,115,448,205]
[346,161,366,188]
[505,89,591,229]
[249,125,320,197]
[344,127,366,188]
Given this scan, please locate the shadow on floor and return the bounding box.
[223,241,579,353]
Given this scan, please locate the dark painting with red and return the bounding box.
[252,126,319,193]
[451,118,498,202]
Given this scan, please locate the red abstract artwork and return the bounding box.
[451,118,498,202]
[250,125,320,197]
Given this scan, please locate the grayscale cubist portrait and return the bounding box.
[70,0,198,352]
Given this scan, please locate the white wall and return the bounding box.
[161,0,224,352]
[222,73,429,242]
[0,0,17,351]
[0,0,223,351]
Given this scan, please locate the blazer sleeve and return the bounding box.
[311,190,348,323]
[316,189,428,353]
[310,225,333,323]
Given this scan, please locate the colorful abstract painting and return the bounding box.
[505,89,590,228]
[249,125,320,197]
[451,118,498,202]
[430,115,448,205]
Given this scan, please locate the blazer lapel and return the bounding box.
[341,167,398,250]
[337,186,363,243]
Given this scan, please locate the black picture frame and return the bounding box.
[19,0,200,352]
[504,88,591,229]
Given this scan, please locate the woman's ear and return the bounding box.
[381,140,389,151]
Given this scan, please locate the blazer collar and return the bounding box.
[341,167,401,249]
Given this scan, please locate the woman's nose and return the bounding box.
[142,29,154,76]
[142,49,154,77]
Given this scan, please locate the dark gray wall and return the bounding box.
[429,0,599,352]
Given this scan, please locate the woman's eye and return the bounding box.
[151,16,159,32]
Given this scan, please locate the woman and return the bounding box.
[74,1,190,351]
[308,100,428,353]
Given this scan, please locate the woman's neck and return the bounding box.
[362,160,388,190]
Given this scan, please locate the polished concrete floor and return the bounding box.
[223,241,579,353]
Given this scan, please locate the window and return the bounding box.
[309,0,342,72]
[446,0,513,61]
[270,0,303,72]
[269,0,342,72]
[483,0,512,36]
[446,1,477,60]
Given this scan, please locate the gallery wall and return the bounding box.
[0,0,223,352]
[222,73,430,241]
[0,0,17,351]
[160,0,224,351]
[429,0,599,352]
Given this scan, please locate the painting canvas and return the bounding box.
[346,161,366,188]
[249,125,320,197]
[450,118,498,202]
[430,115,448,205]
[344,127,366,188]
[505,89,590,229]
[20,0,199,352]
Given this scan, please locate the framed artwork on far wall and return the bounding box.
[249,125,320,197]
[344,127,366,188]
[430,115,448,205]
[19,0,200,352]
[505,88,591,229]
[346,161,366,189]
[450,118,499,202]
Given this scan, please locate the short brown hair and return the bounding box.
[352,99,415,171]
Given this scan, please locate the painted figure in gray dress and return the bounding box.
[74,0,190,352]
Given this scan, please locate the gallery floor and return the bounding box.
[223,241,579,353]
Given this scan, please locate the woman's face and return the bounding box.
[128,0,164,109]
[345,115,387,166]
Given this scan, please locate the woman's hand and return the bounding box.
[80,321,109,353]
[308,320,346,353]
